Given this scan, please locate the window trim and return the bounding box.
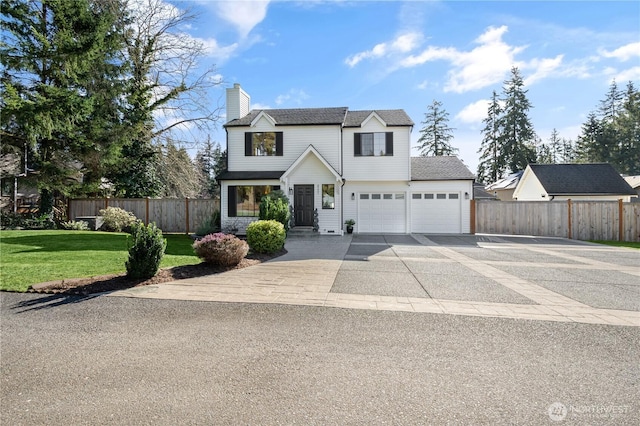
[244,132,283,156]
[354,132,393,157]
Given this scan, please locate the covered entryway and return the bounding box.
[357,193,406,233]
[294,185,314,226]
[410,192,461,233]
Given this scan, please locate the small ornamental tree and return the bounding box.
[126,222,166,279]
[259,190,290,231]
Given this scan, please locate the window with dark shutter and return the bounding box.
[228,186,237,216]
[385,132,393,156]
[275,132,283,156]
[354,133,362,156]
[244,133,252,156]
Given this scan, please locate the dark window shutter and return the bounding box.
[245,133,252,156]
[354,133,361,156]
[228,186,237,217]
[275,132,283,156]
[385,132,393,156]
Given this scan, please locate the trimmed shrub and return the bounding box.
[259,190,290,231]
[193,233,248,266]
[99,207,137,232]
[195,209,221,236]
[60,220,89,231]
[246,220,286,254]
[125,222,167,279]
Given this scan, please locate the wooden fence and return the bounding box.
[68,198,220,233]
[474,199,640,242]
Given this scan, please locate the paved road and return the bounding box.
[1,293,638,425]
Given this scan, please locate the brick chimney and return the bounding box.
[226,83,250,121]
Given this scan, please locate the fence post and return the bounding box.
[145,197,149,225]
[470,199,476,235]
[185,197,190,235]
[105,197,109,209]
[618,199,624,241]
[567,199,572,240]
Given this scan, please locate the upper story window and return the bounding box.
[244,132,283,156]
[354,132,393,156]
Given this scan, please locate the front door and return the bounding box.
[294,185,314,226]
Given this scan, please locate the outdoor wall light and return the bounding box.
[351,192,355,200]
[288,187,293,195]
[464,192,469,199]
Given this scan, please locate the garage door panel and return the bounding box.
[411,192,461,233]
[358,193,406,233]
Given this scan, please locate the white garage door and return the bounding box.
[411,192,461,233]
[358,193,406,233]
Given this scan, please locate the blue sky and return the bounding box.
[169,0,639,173]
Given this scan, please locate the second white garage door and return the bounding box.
[411,192,461,233]
[358,193,406,233]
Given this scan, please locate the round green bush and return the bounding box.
[126,222,166,279]
[246,220,286,254]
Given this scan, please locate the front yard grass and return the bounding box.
[0,230,199,292]
[591,240,640,249]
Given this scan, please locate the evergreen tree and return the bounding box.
[416,100,457,156]
[0,0,127,215]
[616,82,640,175]
[476,91,504,183]
[560,137,576,163]
[195,137,226,198]
[497,67,537,173]
[576,112,607,164]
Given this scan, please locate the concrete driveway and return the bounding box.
[111,233,640,327]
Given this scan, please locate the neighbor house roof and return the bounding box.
[624,175,640,189]
[225,107,348,127]
[411,156,475,181]
[485,171,523,191]
[344,110,414,127]
[216,171,285,181]
[527,163,636,195]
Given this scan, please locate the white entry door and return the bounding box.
[410,192,461,233]
[358,193,406,233]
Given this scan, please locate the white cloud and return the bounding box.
[200,38,239,63]
[613,66,640,83]
[251,103,271,110]
[214,1,271,38]
[345,32,422,67]
[274,89,310,106]
[523,55,564,86]
[456,99,490,124]
[599,41,640,62]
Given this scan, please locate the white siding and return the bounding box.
[286,154,342,234]
[342,117,411,181]
[227,119,342,172]
[513,169,549,201]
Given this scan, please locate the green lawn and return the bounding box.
[590,240,640,249]
[0,230,200,292]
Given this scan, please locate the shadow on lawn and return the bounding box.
[2,232,129,253]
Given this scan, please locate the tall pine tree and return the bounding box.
[497,67,537,174]
[476,91,504,183]
[416,100,457,156]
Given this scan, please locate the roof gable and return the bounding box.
[411,156,475,181]
[281,145,342,182]
[225,107,348,127]
[526,163,635,195]
[344,109,414,127]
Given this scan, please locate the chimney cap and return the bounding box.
[233,83,241,88]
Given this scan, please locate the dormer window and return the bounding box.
[354,132,393,156]
[245,132,283,156]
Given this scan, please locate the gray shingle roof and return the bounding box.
[529,163,636,195]
[411,156,476,181]
[344,110,414,127]
[224,107,414,127]
[225,107,348,127]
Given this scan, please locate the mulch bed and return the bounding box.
[28,249,287,296]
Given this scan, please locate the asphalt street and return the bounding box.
[1,292,638,425]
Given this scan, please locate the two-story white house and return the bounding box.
[218,84,475,235]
